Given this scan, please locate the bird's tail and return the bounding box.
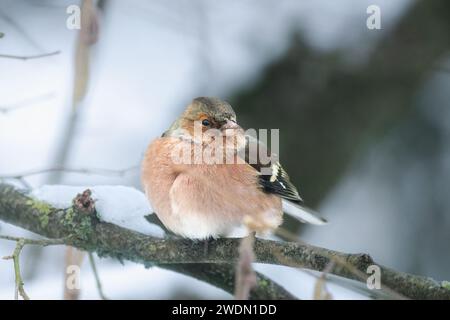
[282,199,327,225]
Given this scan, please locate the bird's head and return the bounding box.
[182,97,239,132]
[165,97,244,147]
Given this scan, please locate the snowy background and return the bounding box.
[1,0,449,299]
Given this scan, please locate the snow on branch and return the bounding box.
[0,183,449,300]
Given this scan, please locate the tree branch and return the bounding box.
[0,183,449,299]
[0,184,294,300]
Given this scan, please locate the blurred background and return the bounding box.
[0,0,449,299]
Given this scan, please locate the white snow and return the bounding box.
[0,257,230,300]
[31,185,165,238]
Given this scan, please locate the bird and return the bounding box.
[141,97,326,239]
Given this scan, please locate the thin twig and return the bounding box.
[313,261,334,300]
[1,165,139,179]
[0,9,44,50]
[0,50,60,60]
[0,165,139,190]
[88,252,108,300]
[0,235,66,246]
[0,92,55,114]
[234,232,257,300]
[1,235,65,300]
[3,239,29,300]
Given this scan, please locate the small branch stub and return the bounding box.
[73,189,95,214]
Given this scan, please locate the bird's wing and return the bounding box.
[241,135,327,225]
[258,161,304,202]
[241,135,303,202]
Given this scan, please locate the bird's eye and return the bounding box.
[202,119,210,126]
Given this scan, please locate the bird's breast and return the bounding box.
[141,137,282,238]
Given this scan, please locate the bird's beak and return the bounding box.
[221,119,241,130]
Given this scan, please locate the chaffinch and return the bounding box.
[141,97,326,239]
